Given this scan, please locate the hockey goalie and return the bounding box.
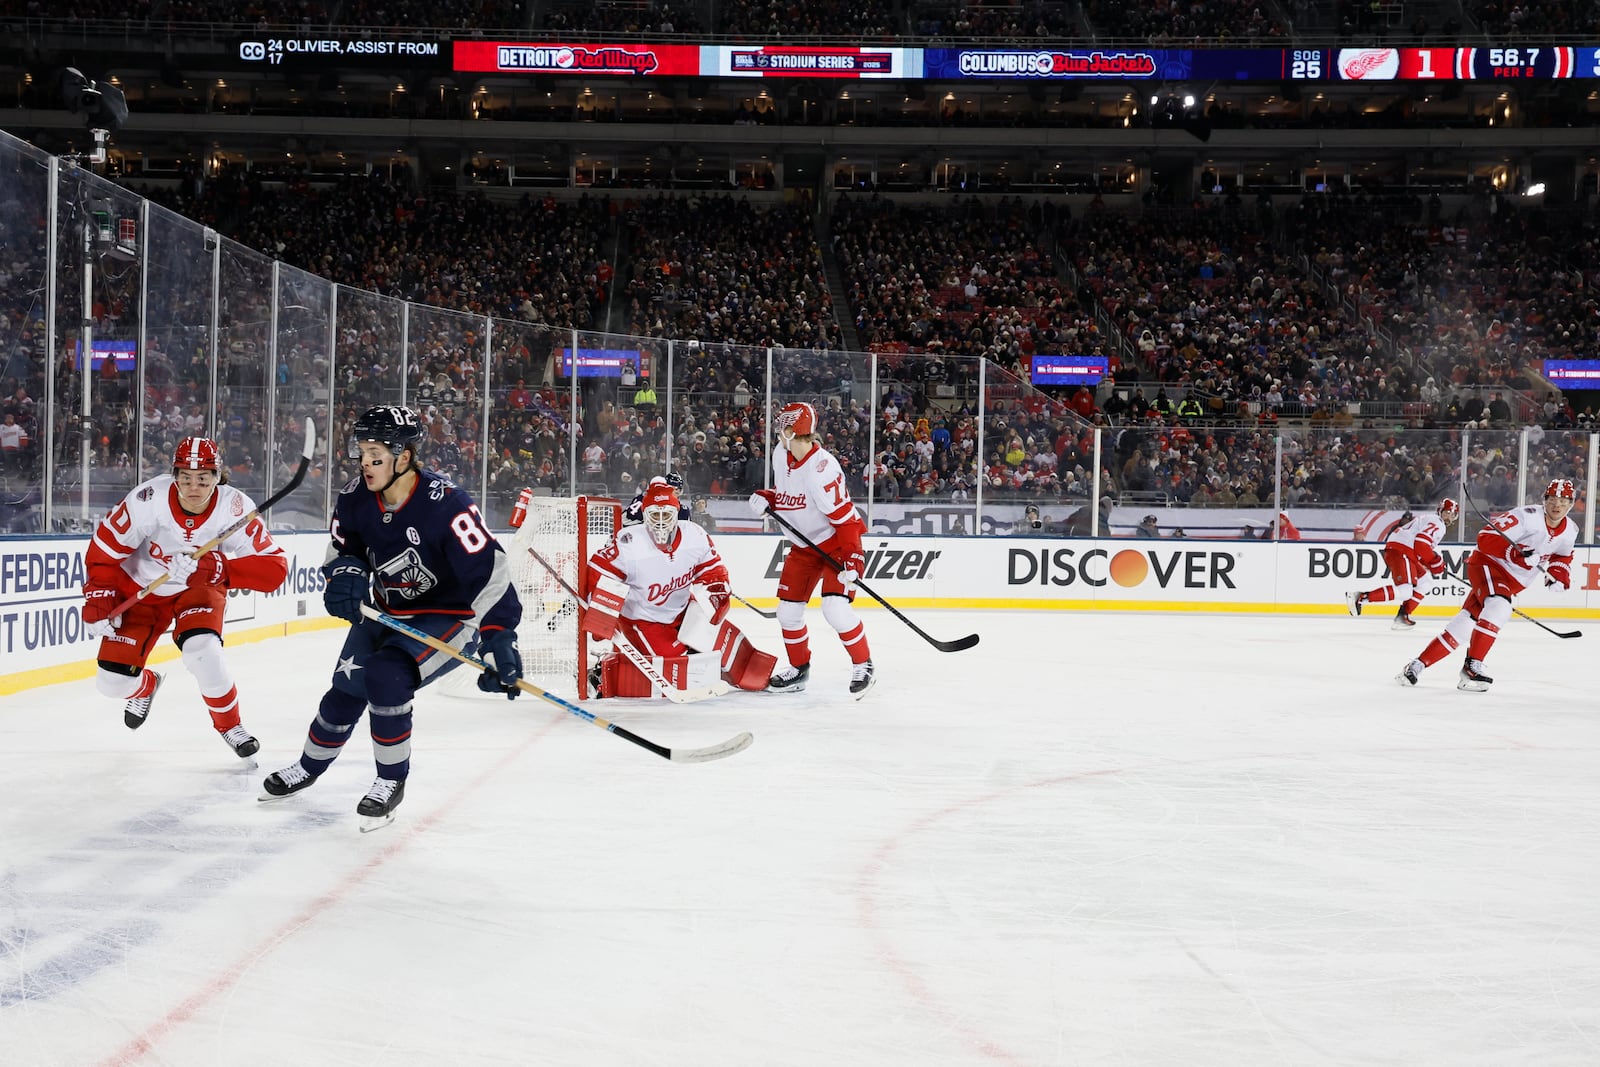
[581,480,776,698]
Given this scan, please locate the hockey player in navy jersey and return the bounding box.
[260,405,524,829]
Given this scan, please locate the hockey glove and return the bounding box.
[1546,562,1572,590]
[1510,543,1536,565]
[322,557,370,623]
[747,489,777,516]
[187,551,229,589]
[165,551,199,585]
[701,578,731,624]
[82,581,124,638]
[476,627,523,700]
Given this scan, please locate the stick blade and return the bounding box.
[935,633,981,653]
[670,730,754,763]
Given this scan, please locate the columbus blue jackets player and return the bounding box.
[621,471,691,527]
[260,405,524,829]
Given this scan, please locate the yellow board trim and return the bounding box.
[0,617,346,696]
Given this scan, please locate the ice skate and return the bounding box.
[767,662,809,693]
[123,669,163,729]
[1391,609,1415,630]
[220,725,260,762]
[1457,659,1493,693]
[849,659,876,700]
[1396,659,1423,687]
[357,777,406,832]
[1345,592,1365,617]
[259,762,316,802]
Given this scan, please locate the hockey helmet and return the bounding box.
[776,401,817,439]
[1545,478,1577,501]
[640,481,681,546]
[1438,497,1460,521]
[172,436,220,473]
[349,405,424,460]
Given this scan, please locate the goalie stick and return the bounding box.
[359,605,753,764]
[1460,486,1582,640]
[523,545,731,703]
[102,417,317,621]
[758,506,980,653]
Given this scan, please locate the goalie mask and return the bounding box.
[776,401,817,442]
[641,481,681,546]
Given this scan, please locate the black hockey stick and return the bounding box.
[360,605,753,763]
[1460,486,1582,639]
[103,417,317,620]
[759,506,979,653]
[733,591,778,619]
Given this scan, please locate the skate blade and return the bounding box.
[358,812,397,833]
[1457,680,1491,693]
[852,678,877,701]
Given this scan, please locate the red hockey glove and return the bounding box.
[187,551,230,589]
[700,578,731,624]
[1546,563,1571,590]
[833,524,866,586]
[82,580,125,638]
[747,489,777,516]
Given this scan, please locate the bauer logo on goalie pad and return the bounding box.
[374,547,438,600]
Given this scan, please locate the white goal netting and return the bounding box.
[438,495,620,699]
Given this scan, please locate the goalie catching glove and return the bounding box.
[476,627,523,699]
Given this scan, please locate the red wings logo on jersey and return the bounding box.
[647,571,693,604]
[231,496,245,515]
[813,458,828,473]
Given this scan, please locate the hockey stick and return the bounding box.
[359,605,753,764]
[759,507,979,652]
[1460,486,1582,639]
[523,545,731,703]
[732,591,778,619]
[102,417,317,621]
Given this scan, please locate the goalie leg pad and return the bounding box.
[718,622,779,691]
[600,653,655,698]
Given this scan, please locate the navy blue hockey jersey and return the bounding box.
[326,469,521,631]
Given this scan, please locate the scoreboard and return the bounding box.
[1291,46,1587,81]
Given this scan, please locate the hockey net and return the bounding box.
[438,494,621,700]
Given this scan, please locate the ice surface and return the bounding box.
[2,610,1597,1066]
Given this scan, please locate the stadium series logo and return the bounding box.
[730,48,894,74]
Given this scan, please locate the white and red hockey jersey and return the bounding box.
[585,520,728,624]
[86,477,289,600]
[1474,505,1577,594]
[767,442,861,549]
[1386,509,1450,574]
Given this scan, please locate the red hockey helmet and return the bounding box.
[776,401,817,438]
[1438,497,1460,521]
[1545,478,1577,500]
[172,436,220,473]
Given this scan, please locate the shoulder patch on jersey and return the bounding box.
[340,476,364,495]
[137,486,154,501]
[230,494,245,516]
[814,458,828,473]
[617,529,636,547]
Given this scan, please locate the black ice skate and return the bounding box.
[259,763,316,802]
[357,777,406,832]
[1391,609,1416,630]
[849,659,876,700]
[1457,659,1493,693]
[1345,592,1365,617]
[1396,659,1423,687]
[767,663,810,693]
[123,669,163,729]
[220,725,260,761]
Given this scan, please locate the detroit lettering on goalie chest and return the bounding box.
[332,469,509,619]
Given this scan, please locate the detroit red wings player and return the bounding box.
[1347,498,1460,628]
[1398,479,1577,692]
[80,436,289,758]
[748,401,875,698]
[581,480,775,697]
